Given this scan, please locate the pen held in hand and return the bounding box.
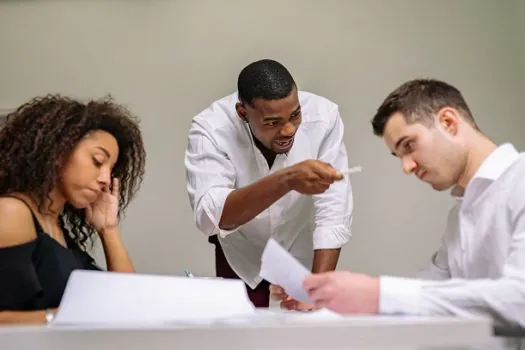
[338,165,363,177]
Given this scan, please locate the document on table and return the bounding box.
[215,308,344,326]
[259,238,312,304]
[52,270,256,326]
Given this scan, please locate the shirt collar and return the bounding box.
[242,117,289,161]
[450,143,520,198]
[472,143,519,181]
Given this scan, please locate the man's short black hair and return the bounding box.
[237,59,296,105]
[371,78,477,136]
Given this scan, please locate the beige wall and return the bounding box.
[0,0,524,278]
[515,0,525,98]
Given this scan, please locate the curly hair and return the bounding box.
[0,94,146,250]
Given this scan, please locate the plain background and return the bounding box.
[0,0,524,278]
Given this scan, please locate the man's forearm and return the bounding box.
[219,169,292,230]
[312,248,341,273]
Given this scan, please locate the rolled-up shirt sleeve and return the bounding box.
[185,124,237,238]
[312,107,353,249]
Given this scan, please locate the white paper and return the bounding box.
[284,308,344,321]
[259,238,312,304]
[212,308,344,326]
[52,270,255,326]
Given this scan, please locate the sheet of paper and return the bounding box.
[52,270,255,326]
[208,308,344,326]
[284,308,344,321]
[259,238,312,304]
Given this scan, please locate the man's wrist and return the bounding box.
[276,166,295,193]
[312,248,341,273]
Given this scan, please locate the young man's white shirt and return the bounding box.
[185,91,353,289]
[380,143,525,350]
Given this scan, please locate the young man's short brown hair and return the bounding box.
[371,79,478,136]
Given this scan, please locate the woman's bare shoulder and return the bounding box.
[0,196,37,248]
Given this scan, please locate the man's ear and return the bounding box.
[436,107,460,136]
[235,102,248,123]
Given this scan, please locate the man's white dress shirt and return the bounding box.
[380,143,525,350]
[185,91,353,289]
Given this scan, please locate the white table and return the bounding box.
[0,313,493,350]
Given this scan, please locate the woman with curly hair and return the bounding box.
[0,94,146,324]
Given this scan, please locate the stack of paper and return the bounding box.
[53,238,342,327]
[52,270,255,326]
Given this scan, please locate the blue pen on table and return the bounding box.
[184,269,195,278]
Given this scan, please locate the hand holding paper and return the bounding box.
[270,284,317,311]
[259,238,312,304]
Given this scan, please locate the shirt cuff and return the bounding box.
[312,225,350,249]
[202,202,238,238]
[379,276,423,315]
[198,188,238,238]
[216,226,237,238]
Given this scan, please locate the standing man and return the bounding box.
[303,79,525,349]
[185,59,353,310]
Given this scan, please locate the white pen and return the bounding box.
[339,165,363,176]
